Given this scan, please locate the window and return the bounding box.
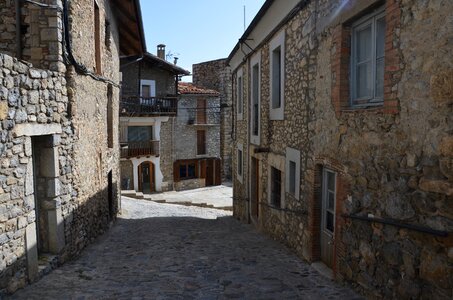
[285,147,300,198]
[270,167,282,208]
[175,160,198,181]
[140,80,156,98]
[94,1,101,75]
[127,126,152,142]
[270,31,285,120]
[105,19,111,51]
[351,7,385,106]
[250,53,260,145]
[197,130,206,155]
[289,161,296,194]
[322,169,336,234]
[236,143,243,183]
[237,69,243,120]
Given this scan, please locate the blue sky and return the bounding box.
[139,0,265,80]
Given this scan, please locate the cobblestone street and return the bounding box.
[11,197,362,299]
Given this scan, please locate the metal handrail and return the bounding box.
[120,96,177,115]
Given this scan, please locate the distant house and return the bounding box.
[174,82,222,191]
[120,46,190,193]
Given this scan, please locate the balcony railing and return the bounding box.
[120,96,177,116]
[120,141,160,158]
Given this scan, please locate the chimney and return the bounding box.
[174,57,179,65]
[157,44,166,59]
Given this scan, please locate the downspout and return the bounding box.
[15,0,22,59]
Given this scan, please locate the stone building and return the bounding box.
[120,50,224,193]
[228,0,452,299]
[174,82,222,191]
[120,49,190,193]
[0,0,144,294]
[193,59,232,180]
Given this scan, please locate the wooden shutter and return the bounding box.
[197,99,206,124]
[197,130,206,155]
[173,161,180,182]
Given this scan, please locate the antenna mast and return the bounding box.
[243,5,246,32]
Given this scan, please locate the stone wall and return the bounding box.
[175,96,221,160]
[0,0,121,294]
[0,54,71,293]
[121,60,176,98]
[174,178,205,192]
[0,0,64,71]
[231,0,453,298]
[193,59,232,180]
[159,118,174,191]
[0,0,16,56]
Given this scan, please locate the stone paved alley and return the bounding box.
[10,197,362,299]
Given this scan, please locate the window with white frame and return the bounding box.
[285,147,300,199]
[322,168,336,234]
[237,69,243,120]
[270,31,285,120]
[351,7,385,107]
[140,79,156,98]
[250,53,261,145]
[236,143,243,183]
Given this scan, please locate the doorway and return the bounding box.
[138,162,155,194]
[320,168,336,268]
[250,157,259,220]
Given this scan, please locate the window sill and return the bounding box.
[340,105,398,115]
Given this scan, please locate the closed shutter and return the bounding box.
[173,161,180,182]
[197,130,206,155]
[197,99,206,124]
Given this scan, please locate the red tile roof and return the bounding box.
[178,82,220,96]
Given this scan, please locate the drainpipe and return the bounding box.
[16,0,22,59]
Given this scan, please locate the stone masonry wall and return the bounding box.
[0,53,71,293]
[159,118,174,191]
[0,0,16,56]
[193,59,232,180]
[121,60,176,98]
[232,0,453,298]
[0,0,122,294]
[175,95,221,160]
[0,0,64,71]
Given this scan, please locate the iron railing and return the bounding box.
[120,96,178,116]
[120,140,160,158]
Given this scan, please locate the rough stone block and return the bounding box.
[439,136,453,157]
[430,70,453,105]
[419,177,453,196]
[25,223,38,282]
[0,101,7,120]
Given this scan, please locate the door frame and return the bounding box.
[138,161,155,193]
[320,167,336,268]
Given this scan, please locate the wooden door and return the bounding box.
[214,159,221,185]
[320,168,336,268]
[206,159,214,186]
[250,157,259,219]
[139,162,155,194]
[197,99,206,124]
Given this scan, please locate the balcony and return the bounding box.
[120,96,177,116]
[120,141,160,158]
